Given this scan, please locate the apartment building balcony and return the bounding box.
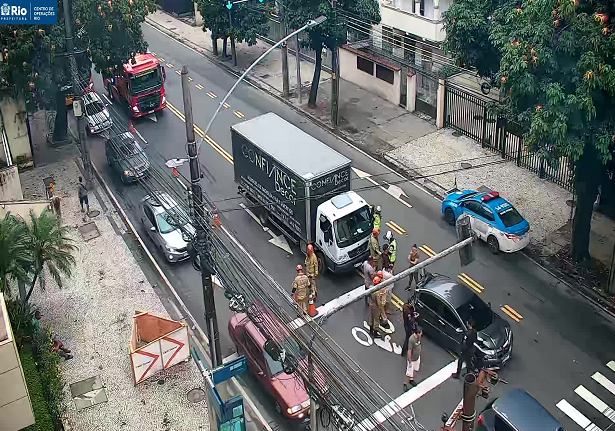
[379,0,448,43]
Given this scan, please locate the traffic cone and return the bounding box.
[308,297,318,317]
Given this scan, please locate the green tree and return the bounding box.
[0,213,31,294]
[23,209,76,305]
[443,0,615,262]
[196,0,270,58]
[0,0,155,142]
[283,0,380,107]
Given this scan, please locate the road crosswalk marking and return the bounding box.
[557,399,603,431]
[575,386,615,423]
[593,372,615,396]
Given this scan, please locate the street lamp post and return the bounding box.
[203,16,326,137]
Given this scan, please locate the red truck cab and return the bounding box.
[104,53,167,117]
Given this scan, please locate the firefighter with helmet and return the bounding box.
[370,228,383,270]
[385,230,397,267]
[305,244,319,298]
[373,205,382,231]
[369,276,384,339]
[292,264,310,313]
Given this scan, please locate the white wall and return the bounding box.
[339,46,401,106]
[380,3,446,42]
[0,165,23,201]
[0,98,32,168]
[0,200,52,220]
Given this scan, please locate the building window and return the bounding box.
[357,56,374,75]
[376,64,394,84]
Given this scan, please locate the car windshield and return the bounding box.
[86,100,105,115]
[266,336,306,377]
[334,205,372,248]
[117,138,142,157]
[498,207,524,228]
[131,68,162,94]
[456,294,493,331]
[156,213,176,234]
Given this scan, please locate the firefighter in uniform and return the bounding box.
[369,276,383,339]
[384,230,397,268]
[373,205,382,231]
[292,265,310,313]
[305,244,319,298]
[369,228,383,270]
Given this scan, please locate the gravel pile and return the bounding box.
[388,129,572,242]
[21,160,210,431]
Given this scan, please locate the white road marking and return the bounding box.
[239,203,292,253]
[575,385,615,422]
[356,361,458,431]
[608,361,615,373]
[593,372,615,396]
[556,399,603,431]
[102,93,113,105]
[352,167,412,208]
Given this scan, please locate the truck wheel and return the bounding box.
[444,208,455,226]
[316,251,326,275]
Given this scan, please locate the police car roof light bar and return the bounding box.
[481,191,499,202]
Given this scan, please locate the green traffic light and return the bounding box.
[226,1,232,8]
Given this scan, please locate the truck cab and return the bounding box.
[103,53,167,117]
[315,192,372,273]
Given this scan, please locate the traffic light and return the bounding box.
[456,214,475,266]
[226,1,232,8]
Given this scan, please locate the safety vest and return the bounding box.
[373,213,381,230]
[389,238,397,263]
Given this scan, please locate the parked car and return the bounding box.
[442,190,530,253]
[415,274,513,368]
[229,312,312,423]
[477,388,565,431]
[105,132,149,183]
[139,192,194,263]
[83,92,112,135]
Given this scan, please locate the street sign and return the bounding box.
[212,356,247,385]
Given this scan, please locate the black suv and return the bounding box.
[105,132,150,183]
[415,274,513,367]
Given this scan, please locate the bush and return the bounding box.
[30,326,65,423]
[20,346,55,431]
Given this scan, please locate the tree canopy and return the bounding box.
[283,0,380,106]
[443,0,615,262]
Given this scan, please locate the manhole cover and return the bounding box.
[187,388,207,403]
[70,375,108,411]
[88,209,100,218]
[78,221,100,241]
[461,162,473,169]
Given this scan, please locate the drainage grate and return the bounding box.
[78,221,100,241]
[70,375,108,411]
[187,388,206,403]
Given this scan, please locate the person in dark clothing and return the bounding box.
[382,244,391,269]
[78,176,89,214]
[401,300,418,357]
[452,319,477,378]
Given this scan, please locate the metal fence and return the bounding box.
[444,83,574,191]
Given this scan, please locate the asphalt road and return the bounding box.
[84,22,615,431]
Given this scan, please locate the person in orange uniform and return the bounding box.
[369,276,384,339]
[292,265,310,313]
[305,244,319,298]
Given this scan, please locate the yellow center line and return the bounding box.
[195,84,204,90]
[188,77,193,82]
[501,305,523,322]
[422,244,437,256]
[385,221,405,236]
[458,273,484,294]
[175,70,181,75]
[159,57,165,62]
[419,245,436,258]
[166,63,174,68]
[386,220,406,234]
[223,103,231,109]
[207,92,217,99]
[233,110,245,119]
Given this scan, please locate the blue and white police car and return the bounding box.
[442,190,530,253]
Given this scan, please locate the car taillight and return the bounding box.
[477,414,484,425]
[504,233,519,241]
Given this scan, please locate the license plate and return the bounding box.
[354,261,362,268]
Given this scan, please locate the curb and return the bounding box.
[145,15,615,319]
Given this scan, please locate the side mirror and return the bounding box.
[150,226,156,232]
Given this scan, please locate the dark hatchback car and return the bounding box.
[415,275,513,367]
[477,389,565,431]
[105,132,150,183]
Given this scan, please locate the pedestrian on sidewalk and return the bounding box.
[363,255,376,306]
[370,228,383,270]
[401,300,417,357]
[452,319,477,379]
[305,244,319,298]
[373,205,382,231]
[385,230,397,268]
[78,176,90,214]
[404,326,422,391]
[291,264,310,314]
[406,244,420,298]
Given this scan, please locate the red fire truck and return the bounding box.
[103,53,167,118]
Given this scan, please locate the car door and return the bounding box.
[242,333,271,391]
[475,205,496,237]
[415,291,446,344]
[142,205,160,247]
[437,303,465,353]
[460,200,480,234]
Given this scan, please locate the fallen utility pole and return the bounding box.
[321,236,474,319]
[181,66,223,367]
[62,0,92,188]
